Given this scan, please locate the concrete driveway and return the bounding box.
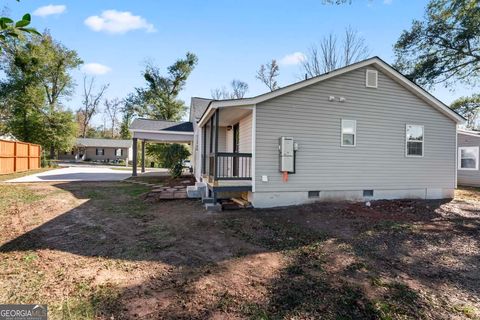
[7,166,132,183]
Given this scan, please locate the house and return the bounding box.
[457,130,480,187]
[58,138,132,163]
[129,56,464,208]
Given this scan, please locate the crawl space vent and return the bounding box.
[308,191,320,198]
[366,70,378,88]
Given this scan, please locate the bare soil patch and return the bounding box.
[1,183,479,319]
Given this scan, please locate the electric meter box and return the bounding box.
[279,137,294,172]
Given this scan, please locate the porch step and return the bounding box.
[205,203,222,212]
[186,182,207,199]
[202,197,215,204]
[231,197,252,208]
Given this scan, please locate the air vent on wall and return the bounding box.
[366,69,378,88]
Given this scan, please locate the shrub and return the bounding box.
[147,143,190,178]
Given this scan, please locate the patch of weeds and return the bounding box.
[0,185,43,215]
[240,303,269,319]
[84,190,103,200]
[345,261,368,273]
[369,275,385,287]
[223,217,327,252]
[373,221,414,233]
[23,252,38,264]
[370,281,424,319]
[285,264,304,276]
[453,304,477,319]
[58,282,121,320]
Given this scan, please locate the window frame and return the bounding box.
[405,124,424,158]
[96,148,105,156]
[341,119,357,147]
[115,148,123,157]
[365,69,378,88]
[458,146,479,171]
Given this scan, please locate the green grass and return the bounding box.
[0,168,53,182]
[0,184,44,215]
[55,283,121,320]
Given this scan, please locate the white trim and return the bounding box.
[341,119,357,147]
[365,69,378,88]
[405,124,424,158]
[129,129,194,135]
[457,130,480,138]
[455,125,458,188]
[251,105,256,192]
[458,146,479,171]
[197,57,465,126]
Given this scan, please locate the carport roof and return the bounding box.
[76,138,132,148]
[130,118,193,132]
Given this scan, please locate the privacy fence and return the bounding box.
[0,140,41,174]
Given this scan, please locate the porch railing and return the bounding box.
[208,152,252,180]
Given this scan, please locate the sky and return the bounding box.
[5,0,475,125]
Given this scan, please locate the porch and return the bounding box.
[200,106,253,194]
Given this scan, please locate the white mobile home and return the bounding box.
[457,130,480,187]
[190,57,464,208]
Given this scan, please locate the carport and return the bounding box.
[129,118,194,176]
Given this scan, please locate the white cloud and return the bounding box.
[81,63,112,75]
[84,10,156,34]
[279,52,306,66]
[33,4,66,17]
[383,0,393,4]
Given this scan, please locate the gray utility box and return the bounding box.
[279,137,294,172]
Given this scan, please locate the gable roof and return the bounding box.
[198,56,465,126]
[129,118,193,133]
[76,138,131,148]
[458,129,480,137]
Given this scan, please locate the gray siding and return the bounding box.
[457,132,480,187]
[239,113,252,153]
[255,66,457,193]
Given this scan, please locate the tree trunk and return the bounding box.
[50,145,55,160]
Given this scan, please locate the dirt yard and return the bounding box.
[0,180,479,320]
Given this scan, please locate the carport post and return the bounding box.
[141,140,146,173]
[132,138,138,176]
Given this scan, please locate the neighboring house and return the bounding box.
[58,138,132,163]
[0,133,18,141]
[190,56,464,208]
[457,130,480,187]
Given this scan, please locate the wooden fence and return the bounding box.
[0,140,41,174]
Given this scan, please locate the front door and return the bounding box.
[233,123,239,176]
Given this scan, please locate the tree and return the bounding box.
[1,2,39,53]
[147,143,190,178]
[78,76,108,138]
[301,26,370,77]
[211,80,249,99]
[394,0,480,88]
[450,94,480,129]
[211,87,230,100]
[119,93,139,139]
[0,32,80,157]
[256,59,280,91]
[104,98,123,138]
[135,52,198,121]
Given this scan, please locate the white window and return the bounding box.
[96,148,104,156]
[366,69,378,88]
[115,148,123,157]
[341,119,356,147]
[406,125,424,157]
[458,146,479,170]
